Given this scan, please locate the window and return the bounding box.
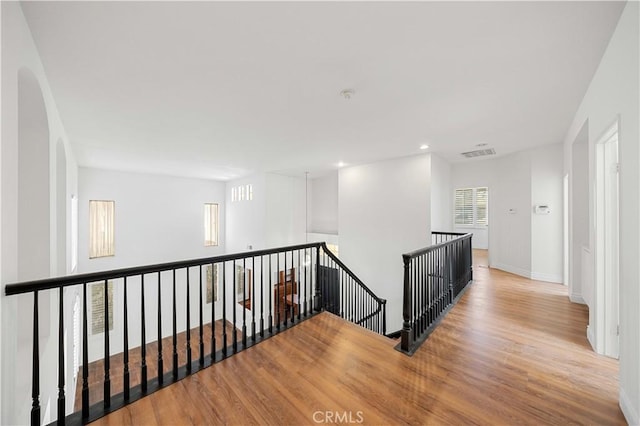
[91,281,114,335]
[204,203,219,246]
[231,184,253,202]
[89,200,115,258]
[454,187,488,227]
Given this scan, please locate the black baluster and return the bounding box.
[304,249,308,317]
[268,257,273,334]
[186,267,192,373]
[314,246,321,312]
[251,256,256,341]
[57,287,65,425]
[401,255,412,352]
[103,280,111,408]
[31,291,40,426]
[233,260,238,353]
[172,269,178,380]
[211,264,216,361]
[82,284,89,420]
[123,277,130,399]
[199,265,204,367]
[283,253,288,327]
[157,272,163,385]
[141,275,147,393]
[260,256,265,337]
[242,258,247,347]
[276,255,280,330]
[222,262,227,357]
[297,250,302,321]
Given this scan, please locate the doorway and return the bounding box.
[595,120,619,359]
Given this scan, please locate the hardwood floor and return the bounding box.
[94,261,625,425]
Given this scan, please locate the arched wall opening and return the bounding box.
[18,67,51,281]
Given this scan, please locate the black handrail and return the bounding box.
[5,241,385,426]
[398,232,473,355]
[322,243,387,335]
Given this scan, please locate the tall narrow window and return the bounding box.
[454,187,488,227]
[204,203,219,246]
[246,184,253,201]
[89,200,115,258]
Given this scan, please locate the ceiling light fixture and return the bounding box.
[420,144,429,150]
[476,143,488,147]
[340,89,355,100]
[337,161,346,167]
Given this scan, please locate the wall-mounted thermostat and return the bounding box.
[534,205,551,215]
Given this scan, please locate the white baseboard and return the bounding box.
[586,325,596,351]
[530,272,563,284]
[620,386,640,426]
[491,263,530,279]
[570,294,586,305]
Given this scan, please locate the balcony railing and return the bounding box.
[4,242,385,425]
[398,232,473,355]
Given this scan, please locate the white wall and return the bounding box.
[78,168,226,361]
[1,3,79,424]
[309,172,339,235]
[225,174,266,253]
[430,154,453,232]
[570,124,590,303]
[531,144,564,283]
[339,154,431,333]
[451,144,564,282]
[265,173,306,248]
[562,3,639,423]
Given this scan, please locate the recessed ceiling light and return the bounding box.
[337,161,346,167]
[420,144,429,150]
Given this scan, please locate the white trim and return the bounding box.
[620,386,640,426]
[530,272,563,284]
[570,294,586,305]
[491,263,530,279]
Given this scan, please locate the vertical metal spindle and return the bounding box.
[260,256,265,337]
[222,262,227,357]
[211,264,216,361]
[233,260,238,353]
[297,250,302,321]
[186,267,192,373]
[276,255,280,330]
[268,257,273,333]
[304,249,308,316]
[103,280,111,408]
[251,256,256,341]
[172,269,178,380]
[199,265,204,367]
[82,284,89,419]
[141,275,147,392]
[31,291,41,426]
[57,287,65,425]
[283,253,288,327]
[242,258,247,347]
[157,272,163,385]
[314,246,321,312]
[123,277,130,399]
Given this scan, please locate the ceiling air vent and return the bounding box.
[460,148,496,158]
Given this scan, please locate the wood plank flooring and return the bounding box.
[94,252,625,425]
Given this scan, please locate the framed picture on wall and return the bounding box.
[206,264,218,304]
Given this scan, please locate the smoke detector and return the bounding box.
[340,89,355,99]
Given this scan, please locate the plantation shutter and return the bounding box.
[454,188,474,225]
[476,187,488,226]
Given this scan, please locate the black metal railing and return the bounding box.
[398,232,473,355]
[4,242,385,426]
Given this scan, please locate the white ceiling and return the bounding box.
[20,1,625,180]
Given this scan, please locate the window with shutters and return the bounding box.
[89,200,115,258]
[454,187,488,227]
[91,281,114,335]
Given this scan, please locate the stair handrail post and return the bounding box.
[381,298,387,336]
[400,255,413,352]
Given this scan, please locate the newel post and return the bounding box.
[400,255,413,352]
